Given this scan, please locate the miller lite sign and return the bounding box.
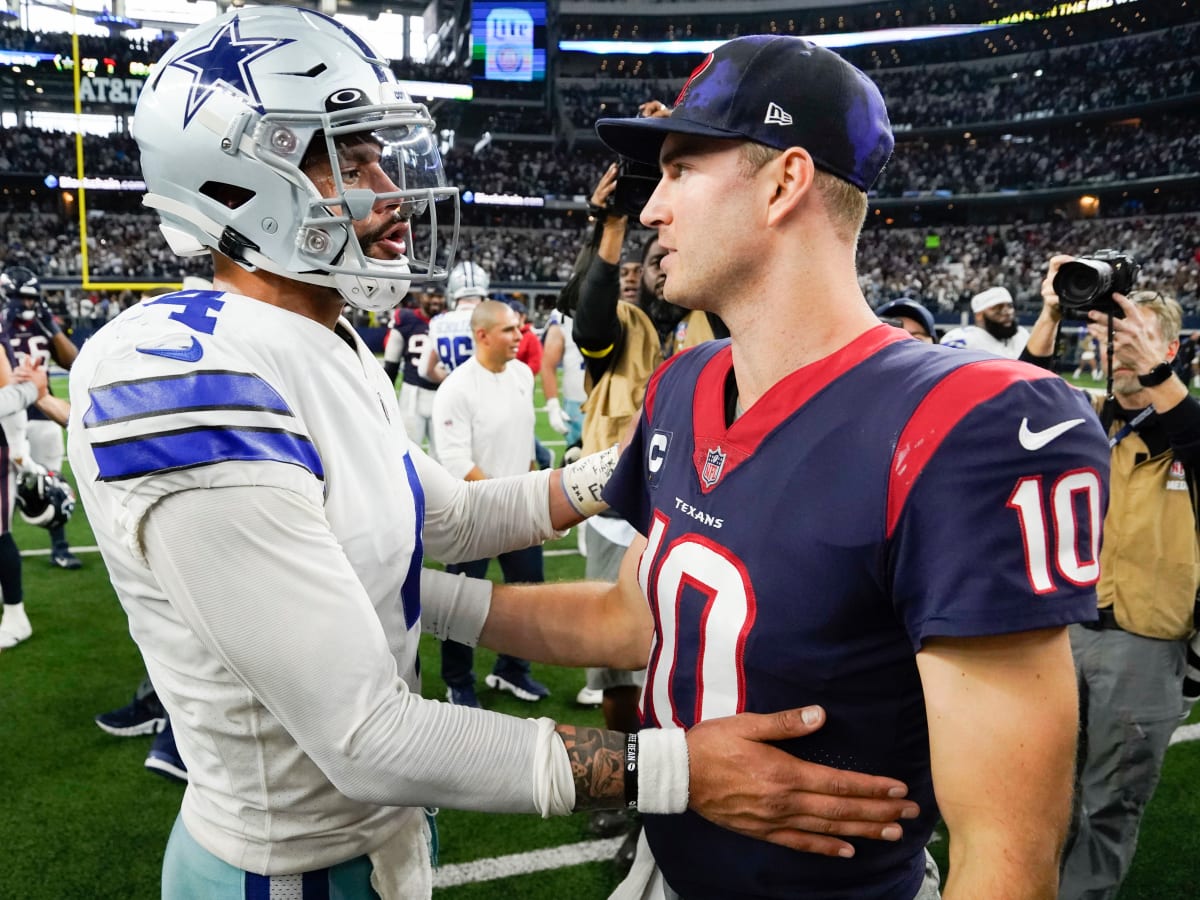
[485,7,533,82]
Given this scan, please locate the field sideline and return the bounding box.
[2,378,1199,899]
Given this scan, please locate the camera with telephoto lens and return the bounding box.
[608,159,660,219]
[1052,249,1141,321]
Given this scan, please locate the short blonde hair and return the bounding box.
[738,143,867,244]
[1129,290,1183,344]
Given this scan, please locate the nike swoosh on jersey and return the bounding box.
[136,336,204,363]
[1018,417,1086,451]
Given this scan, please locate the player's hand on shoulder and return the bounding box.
[685,705,919,858]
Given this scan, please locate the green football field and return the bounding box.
[2,378,1199,899]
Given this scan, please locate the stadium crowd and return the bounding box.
[559,23,1200,128]
[0,209,1194,329]
[0,9,1194,323]
[3,110,1197,203]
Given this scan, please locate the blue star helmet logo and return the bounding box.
[163,16,295,128]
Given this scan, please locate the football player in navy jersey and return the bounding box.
[2,267,82,568]
[585,35,1112,899]
[0,333,58,649]
[383,287,444,451]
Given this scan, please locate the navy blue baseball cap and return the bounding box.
[876,297,936,340]
[596,35,893,192]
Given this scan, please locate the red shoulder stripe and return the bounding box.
[886,359,1056,538]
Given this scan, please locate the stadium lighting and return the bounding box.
[559,24,1004,55]
[93,9,138,31]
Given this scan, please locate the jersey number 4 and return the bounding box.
[1007,468,1103,594]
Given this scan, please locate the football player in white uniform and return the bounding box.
[421,260,489,383]
[541,307,586,446]
[66,8,918,898]
[941,286,1030,358]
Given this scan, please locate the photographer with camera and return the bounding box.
[1024,252,1200,900]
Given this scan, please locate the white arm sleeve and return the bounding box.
[0,381,36,420]
[420,567,491,646]
[142,484,574,815]
[411,443,565,564]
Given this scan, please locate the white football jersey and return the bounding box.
[545,311,586,404]
[427,307,476,372]
[68,290,583,882]
[940,323,1030,359]
[67,289,425,870]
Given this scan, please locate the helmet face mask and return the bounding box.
[134,7,459,311]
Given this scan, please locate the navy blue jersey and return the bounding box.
[392,308,439,390]
[7,315,52,420]
[604,326,1109,900]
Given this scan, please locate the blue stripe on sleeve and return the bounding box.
[91,427,324,482]
[83,372,293,427]
[400,452,425,630]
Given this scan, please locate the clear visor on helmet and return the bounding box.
[255,106,459,286]
[325,122,444,218]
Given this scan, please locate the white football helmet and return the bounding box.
[133,6,459,311]
[446,261,490,309]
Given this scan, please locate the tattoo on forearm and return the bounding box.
[556,725,625,811]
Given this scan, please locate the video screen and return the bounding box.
[470,1,547,83]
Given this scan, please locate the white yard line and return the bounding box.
[433,836,624,888]
[1169,721,1200,746]
[20,545,102,557]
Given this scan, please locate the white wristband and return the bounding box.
[559,443,620,517]
[419,568,493,647]
[636,727,690,814]
[531,717,576,817]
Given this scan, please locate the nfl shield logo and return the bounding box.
[701,446,727,489]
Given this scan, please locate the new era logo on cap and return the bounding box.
[764,102,793,126]
[596,35,894,192]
